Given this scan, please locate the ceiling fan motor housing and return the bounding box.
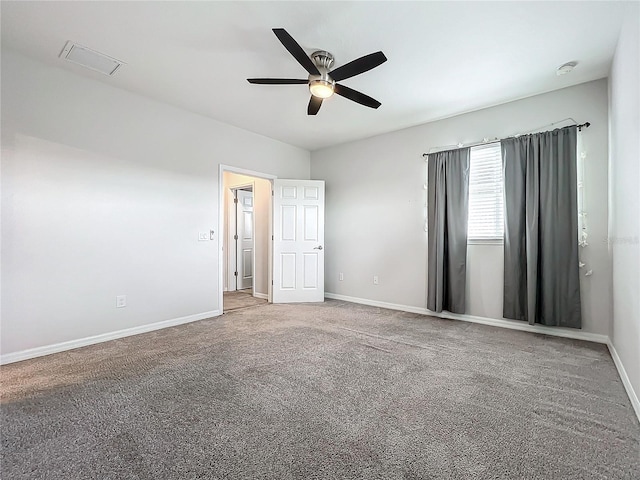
[308,51,335,98]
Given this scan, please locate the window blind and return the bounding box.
[468,143,504,241]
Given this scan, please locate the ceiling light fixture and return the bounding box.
[309,79,335,98]
[557,61,578,76]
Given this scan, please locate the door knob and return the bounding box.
[313,245,323,250]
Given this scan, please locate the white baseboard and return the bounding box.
[607,341,640,423]
[324,292,609,344]
[254,292,268,300]
[0,310,221,365]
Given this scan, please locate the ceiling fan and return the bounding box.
[247,28,387,115]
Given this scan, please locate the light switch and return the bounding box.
[198,232,208,241]
[116,295,127,308]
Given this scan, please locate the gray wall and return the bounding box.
[609,6,640,410]
[1,51,310,356]
[311,79,610,336]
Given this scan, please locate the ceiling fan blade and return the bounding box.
[329,51,387,82]
[247,78,308,85]
[334,84,381,109]
[272,28,320,76]
[308,96,323,115]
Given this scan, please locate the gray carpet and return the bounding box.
[223,289,268,312]
[2,300,639,479]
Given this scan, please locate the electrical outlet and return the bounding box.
[339,273,344,281]
[116,295,127,308]
[373,275,379,285]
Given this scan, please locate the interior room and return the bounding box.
[1,1,639,479]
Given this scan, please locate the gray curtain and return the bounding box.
[502,125,581,328]
[427,148,470,313]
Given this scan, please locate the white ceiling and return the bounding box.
[1,1,628,151]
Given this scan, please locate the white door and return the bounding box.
[236,189,254,290]
[272,179,325,303]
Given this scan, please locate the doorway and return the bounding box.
[229,186,254,293]
[218,165,326,313]
[220,167,275,313]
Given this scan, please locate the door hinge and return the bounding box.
[234,271,238,276]
[271,190,274,196]
[234,198,238,204]
[272,280,274,285]
[272,235,274,241]
[234,234,238,240]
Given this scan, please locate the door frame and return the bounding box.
[227,183,255,294]
[218,165,276,312]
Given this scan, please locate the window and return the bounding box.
[468,144,503,242]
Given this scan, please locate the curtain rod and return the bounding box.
[422,120,591,157]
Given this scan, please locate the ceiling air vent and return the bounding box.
[59,41,125,76]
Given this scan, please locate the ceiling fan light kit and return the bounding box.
[247,28,387,115]
[309,79,335,99]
